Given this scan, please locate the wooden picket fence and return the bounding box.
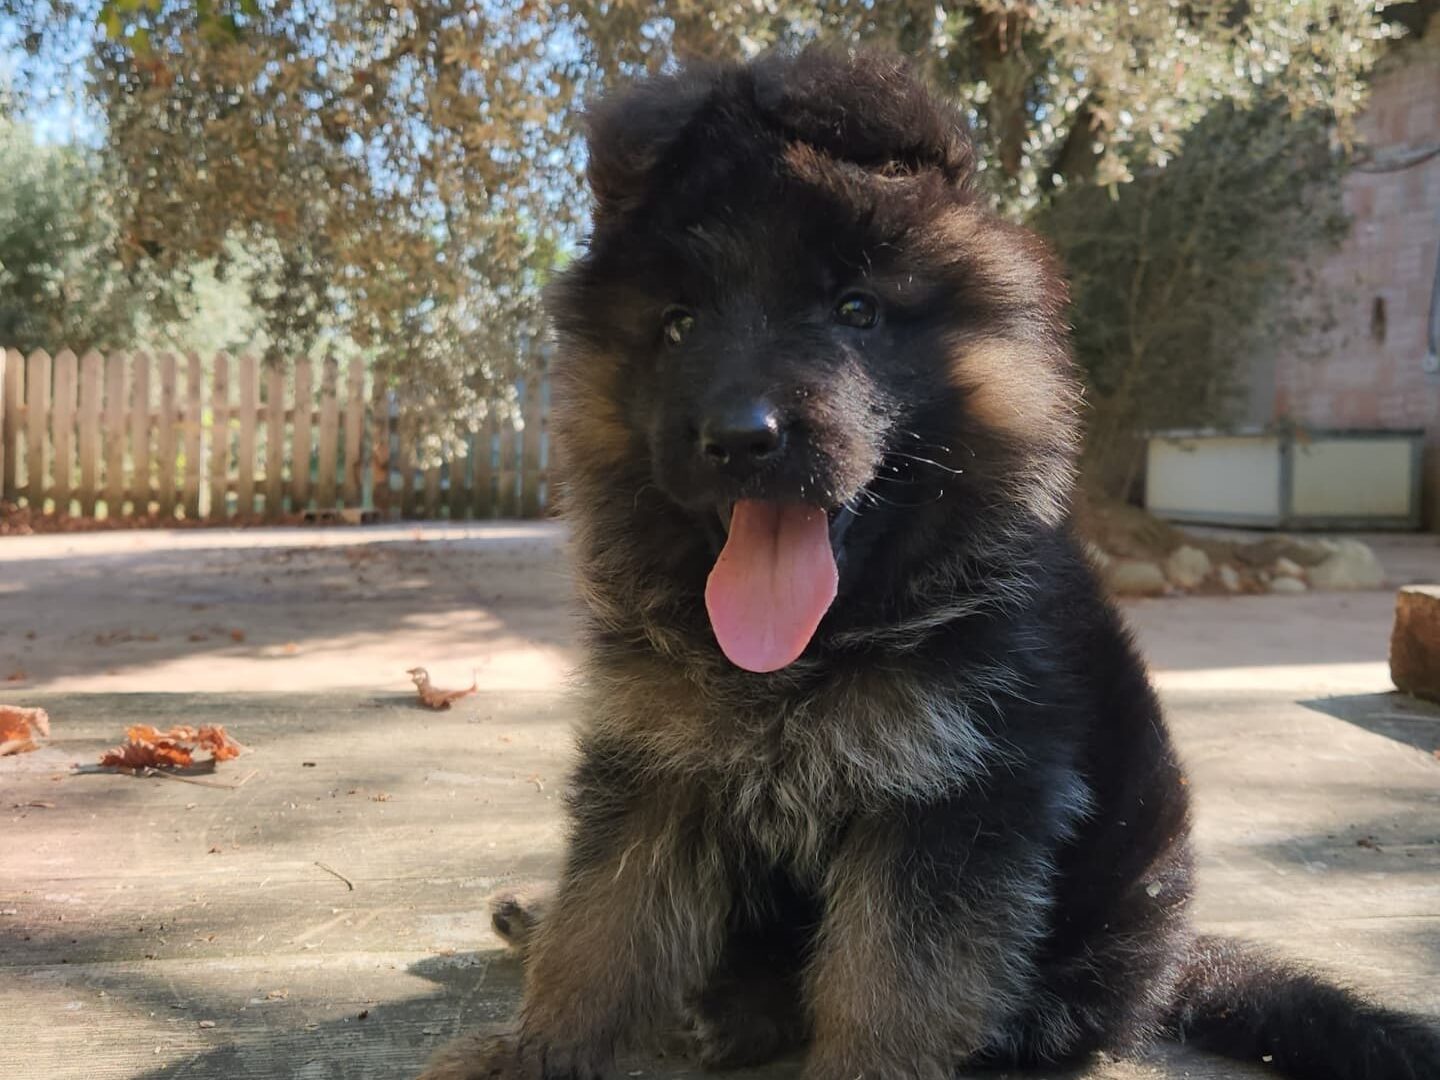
[0,348,550,522]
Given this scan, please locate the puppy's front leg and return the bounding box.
[517,798,728,1078]
[803,798,1057,1080]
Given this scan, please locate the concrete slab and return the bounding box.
[2,522,1438,1076]
[2,684,1437,1080]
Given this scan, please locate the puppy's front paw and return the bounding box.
[684,1009,790,1070]
[681,981,805,1070]
[417,1033,523,1080]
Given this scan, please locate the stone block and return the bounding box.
[1391,585,1440,703]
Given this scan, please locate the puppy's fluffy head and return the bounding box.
[549,47,1079,667]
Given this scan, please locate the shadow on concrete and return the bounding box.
[101,947,1217,1080]
[1300,692,1440,755]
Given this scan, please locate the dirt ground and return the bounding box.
[1,522,1436,699]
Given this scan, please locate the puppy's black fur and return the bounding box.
[420,47,1440,1080]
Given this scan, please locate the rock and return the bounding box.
[1308,540,1385,591]
[1106,559,1168,597]
[1269,575,1308,594]
[1273,557,1304,578]
[1165,545,1212,589]
[1391,585,1440,703]
[1217,564,1242,593]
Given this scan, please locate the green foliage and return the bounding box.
[1039,103,1349,494]
[574,1,1397,214]
[0,119,141,353]
[2,0,1407,462]
[21,0,588,451]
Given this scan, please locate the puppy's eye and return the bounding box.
[834,292,879,329]
[662,307,695,346]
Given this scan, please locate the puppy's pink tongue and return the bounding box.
[705,500,837,673]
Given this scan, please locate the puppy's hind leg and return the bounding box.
[489,883,552,955]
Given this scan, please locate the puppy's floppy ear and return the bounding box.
[751,46,975,187]
[583,67,719,220]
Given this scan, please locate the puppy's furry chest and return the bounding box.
[585,655,1004,867]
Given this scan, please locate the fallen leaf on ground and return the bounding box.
[0,705,50,756]
[407,667,477,710]
[4,670,25,683]
[99,724,247,772]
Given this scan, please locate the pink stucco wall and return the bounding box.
[1270,31,1440,525]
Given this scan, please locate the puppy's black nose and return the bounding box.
[698,403,785,479]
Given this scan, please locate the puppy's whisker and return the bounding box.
[871,474,919,488]
[884,451,965,476]
[893,428,954,455]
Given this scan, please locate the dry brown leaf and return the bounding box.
[407,667,477,710]
[100,738,195,770]
[4,670,26,683]
[195,725,246,761]
[98,723,247,772]
[0,705,50,756]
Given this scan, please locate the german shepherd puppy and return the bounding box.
[421,48,1440,1080]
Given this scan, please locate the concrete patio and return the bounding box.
[2,524,1438,1079]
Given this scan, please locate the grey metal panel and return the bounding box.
[1145,429,1425,531]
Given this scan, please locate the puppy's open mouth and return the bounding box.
[704,501,857,674]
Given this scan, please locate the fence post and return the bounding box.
[397,419,416,519]
[237,354,258,517]
[501,408,522,517]
[130,350,152,515]
[369,376,391,520]
[183,352,203,519]
[210,353,231,520]
[264,365,285,519]
[521,375,545,518]
[315,357,340,510]
[77,350,102,517]
[423,461,441,519]
[0,347,18,504]
[472,414,496,520]
[343,357,365,508]
[445,437,469,521]
[0,350,5,503]
[103,352,126,515]
[50,350,76,518]
[156,352,178,518]
[25,350,51,511]
[290,357,313,511]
